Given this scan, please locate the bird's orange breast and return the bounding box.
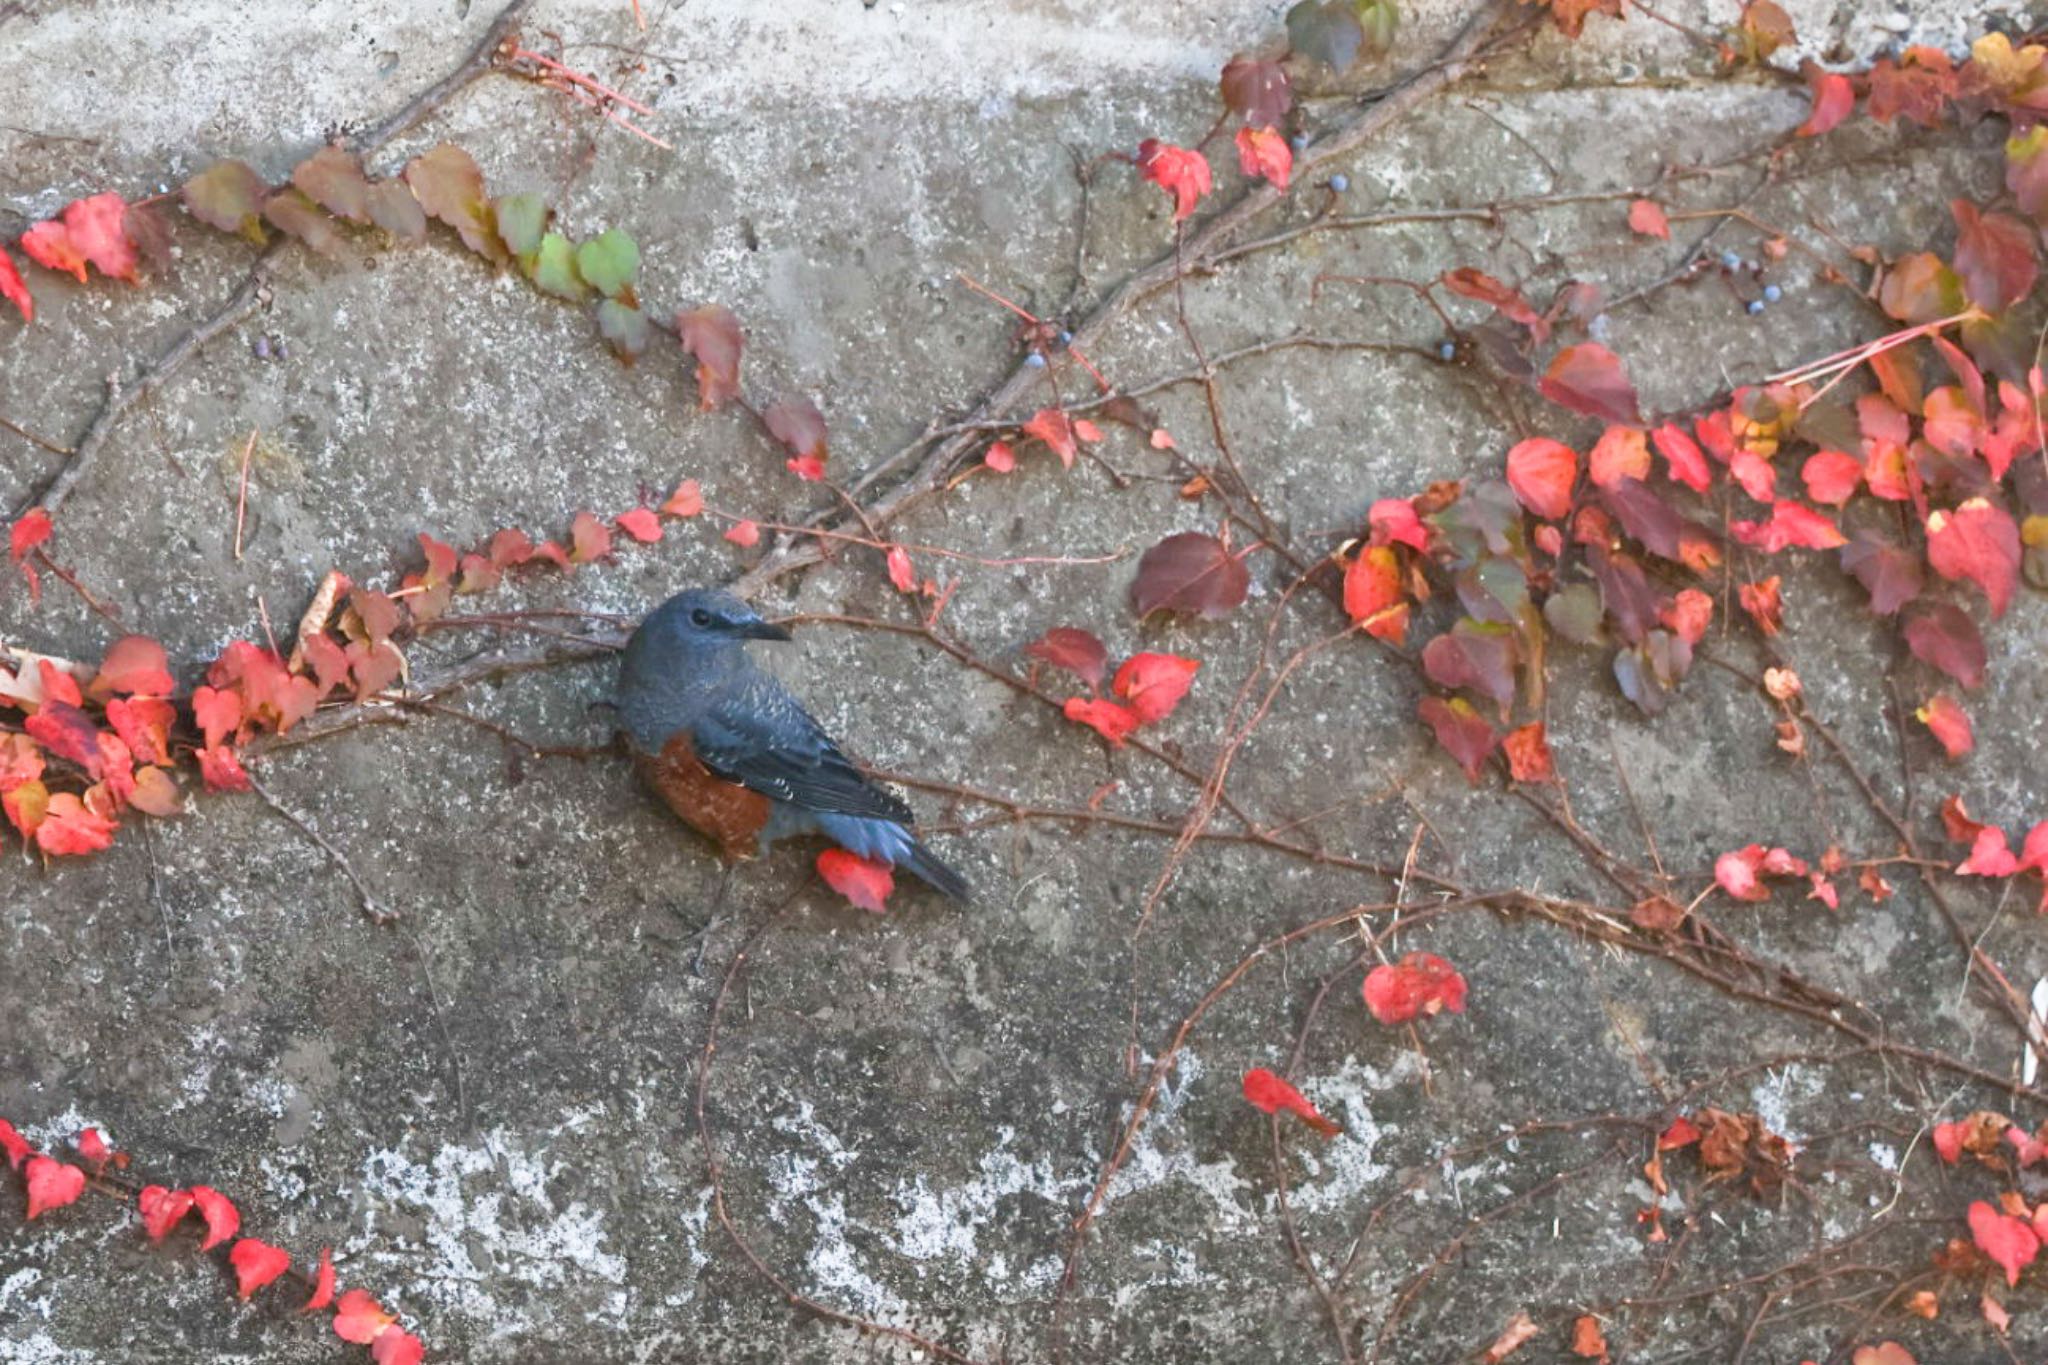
[637,730,772,860]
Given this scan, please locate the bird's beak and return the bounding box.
[740,616,793,642]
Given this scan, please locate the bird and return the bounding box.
[616,587,970,901]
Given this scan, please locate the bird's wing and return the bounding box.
[691,674,915,823]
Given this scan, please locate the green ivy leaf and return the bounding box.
[530,233,587,301]
[1356,0,1398,54]
[596,299,651,364]
[576,228,639,299]
[1286,0,1365,72]
[494,193,550,271]
[182,160,270,243]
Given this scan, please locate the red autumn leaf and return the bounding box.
[1952,199,2038,313]
[1219,55,1293,127]
[36,658,83,708]
[1916,694,1973,759]
[90,635,174,700]
[1368,498,1428,552]
[2019,821,2048,876]
[0,1120,31,1170]
[661,479,704,518]
[1731,500,1846,553]
[1130,531,1249,620]
[1661,587,1714,646]
[983,440,1016,473]
[568,509,612,564]
[1063,697,1141,746]
[1502,722,1555,783]
[1136,138,1212,222]
[1800,450,1863,506]
[11,507,53,561]
[1728,449,1776,503]
[197,744,252,793]
[1362,952,1468,1024]
[764,396,828,473]
[1023,408,1079,469]
[1970,1200,2040,1287]
[1651,422,1711,492]
[1441,267,1542,331]
[1241,1067,1341,1137]
[1482,1311,1540,1364]
[679,304,744,410]
[1342,544,1409,644]
[817,848,894,912]
[138,1184,195,1240]
[1234,125,1291,190]
[1958,826,2020,877]
[1025,628,1109,690]
[1505,438,1578,520]
[1850,1345,1919,1365]
[20,217,87,281]
[231,1238,291,1299]
[75,1127,109,1169]
[1112,652,1200,725]
[1627,199,1670,239]
[24,1156,85,1219]
[1714,846,1770,901]
[1589,425,1650,489]
[4,780,49,844]
[724,520,761,548]
[334,1289,396,1345]
[1926,498,2020,617]
[62,193,140,283]
[615,507,662,544]
[886,545,916,593]
[25,701,104,776]
[1796,65,1855,136]
[1417,696,1496,784]
[373,1330,426,1365]
[1423,621,1517,714]
[0,245,31,323]
[1941,794,1992,844]
[1541,343,1641,425]
[402,143,501,262]
[35,793,116,856]
[190,1184,240,1250]
[1901,600,1986,689]
[1658,1115,1703,1150]
[1570,1314,1609,1359]
[304,1247,336,1311]
[189,684,241,750]
[1839,535,1922,616]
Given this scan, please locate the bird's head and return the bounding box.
[632,587,792,657]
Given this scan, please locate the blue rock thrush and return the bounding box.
[617,587,970,900]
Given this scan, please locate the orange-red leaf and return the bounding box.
[1234,126,1292,191]
[1651,422,1711,492]
[63,193,140,283]
[1926,498,2020,617]
[35,793,116,856]
[0,1119,31,1170]
[1541,343,1641,425]
[1417,695,1496,783]
[1502,722,1555,783]
[1588,425,1650,489]
[661,479,704,518]
[817,848,894,913]
[1063,697,1140,746]
[1796,65,1855,136]
[1916,694,1973,760]
[1241,1067,1341,1137]
[1024,628,1108,690]
[231,1237,291,1299]
[723,519,760,548]
[190,1184,240,1250]
[1506,438,1578,519]
[1958,826,2019,877]
[678,304,743,410]
[91,635,174,699]
[303,1247,336,1311]
[1363,952,1468,1024]
[20,218,87,281]
[373,1329,426,1365]
[10,507,53,561]
[1627,199,1670,239]
[1112,652,1199,725]
[334,1289,396,1345]
[886,545,916,593]
[1970,1200,2040,1286]
[1342,544,1409,643]
[24,1156,85,1219]
[197,744,252,793]
[615,507,662,544]
[1023,409,1079,469]
[139,1184,194,1240]
[0,245,31,323]
[983,440,1016,473]
[1136,138,1212,222]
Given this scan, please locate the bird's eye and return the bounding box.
[689,608,713,628]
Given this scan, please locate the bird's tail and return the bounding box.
[899,836,971,902]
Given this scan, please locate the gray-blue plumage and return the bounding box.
[618,588,969,900]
